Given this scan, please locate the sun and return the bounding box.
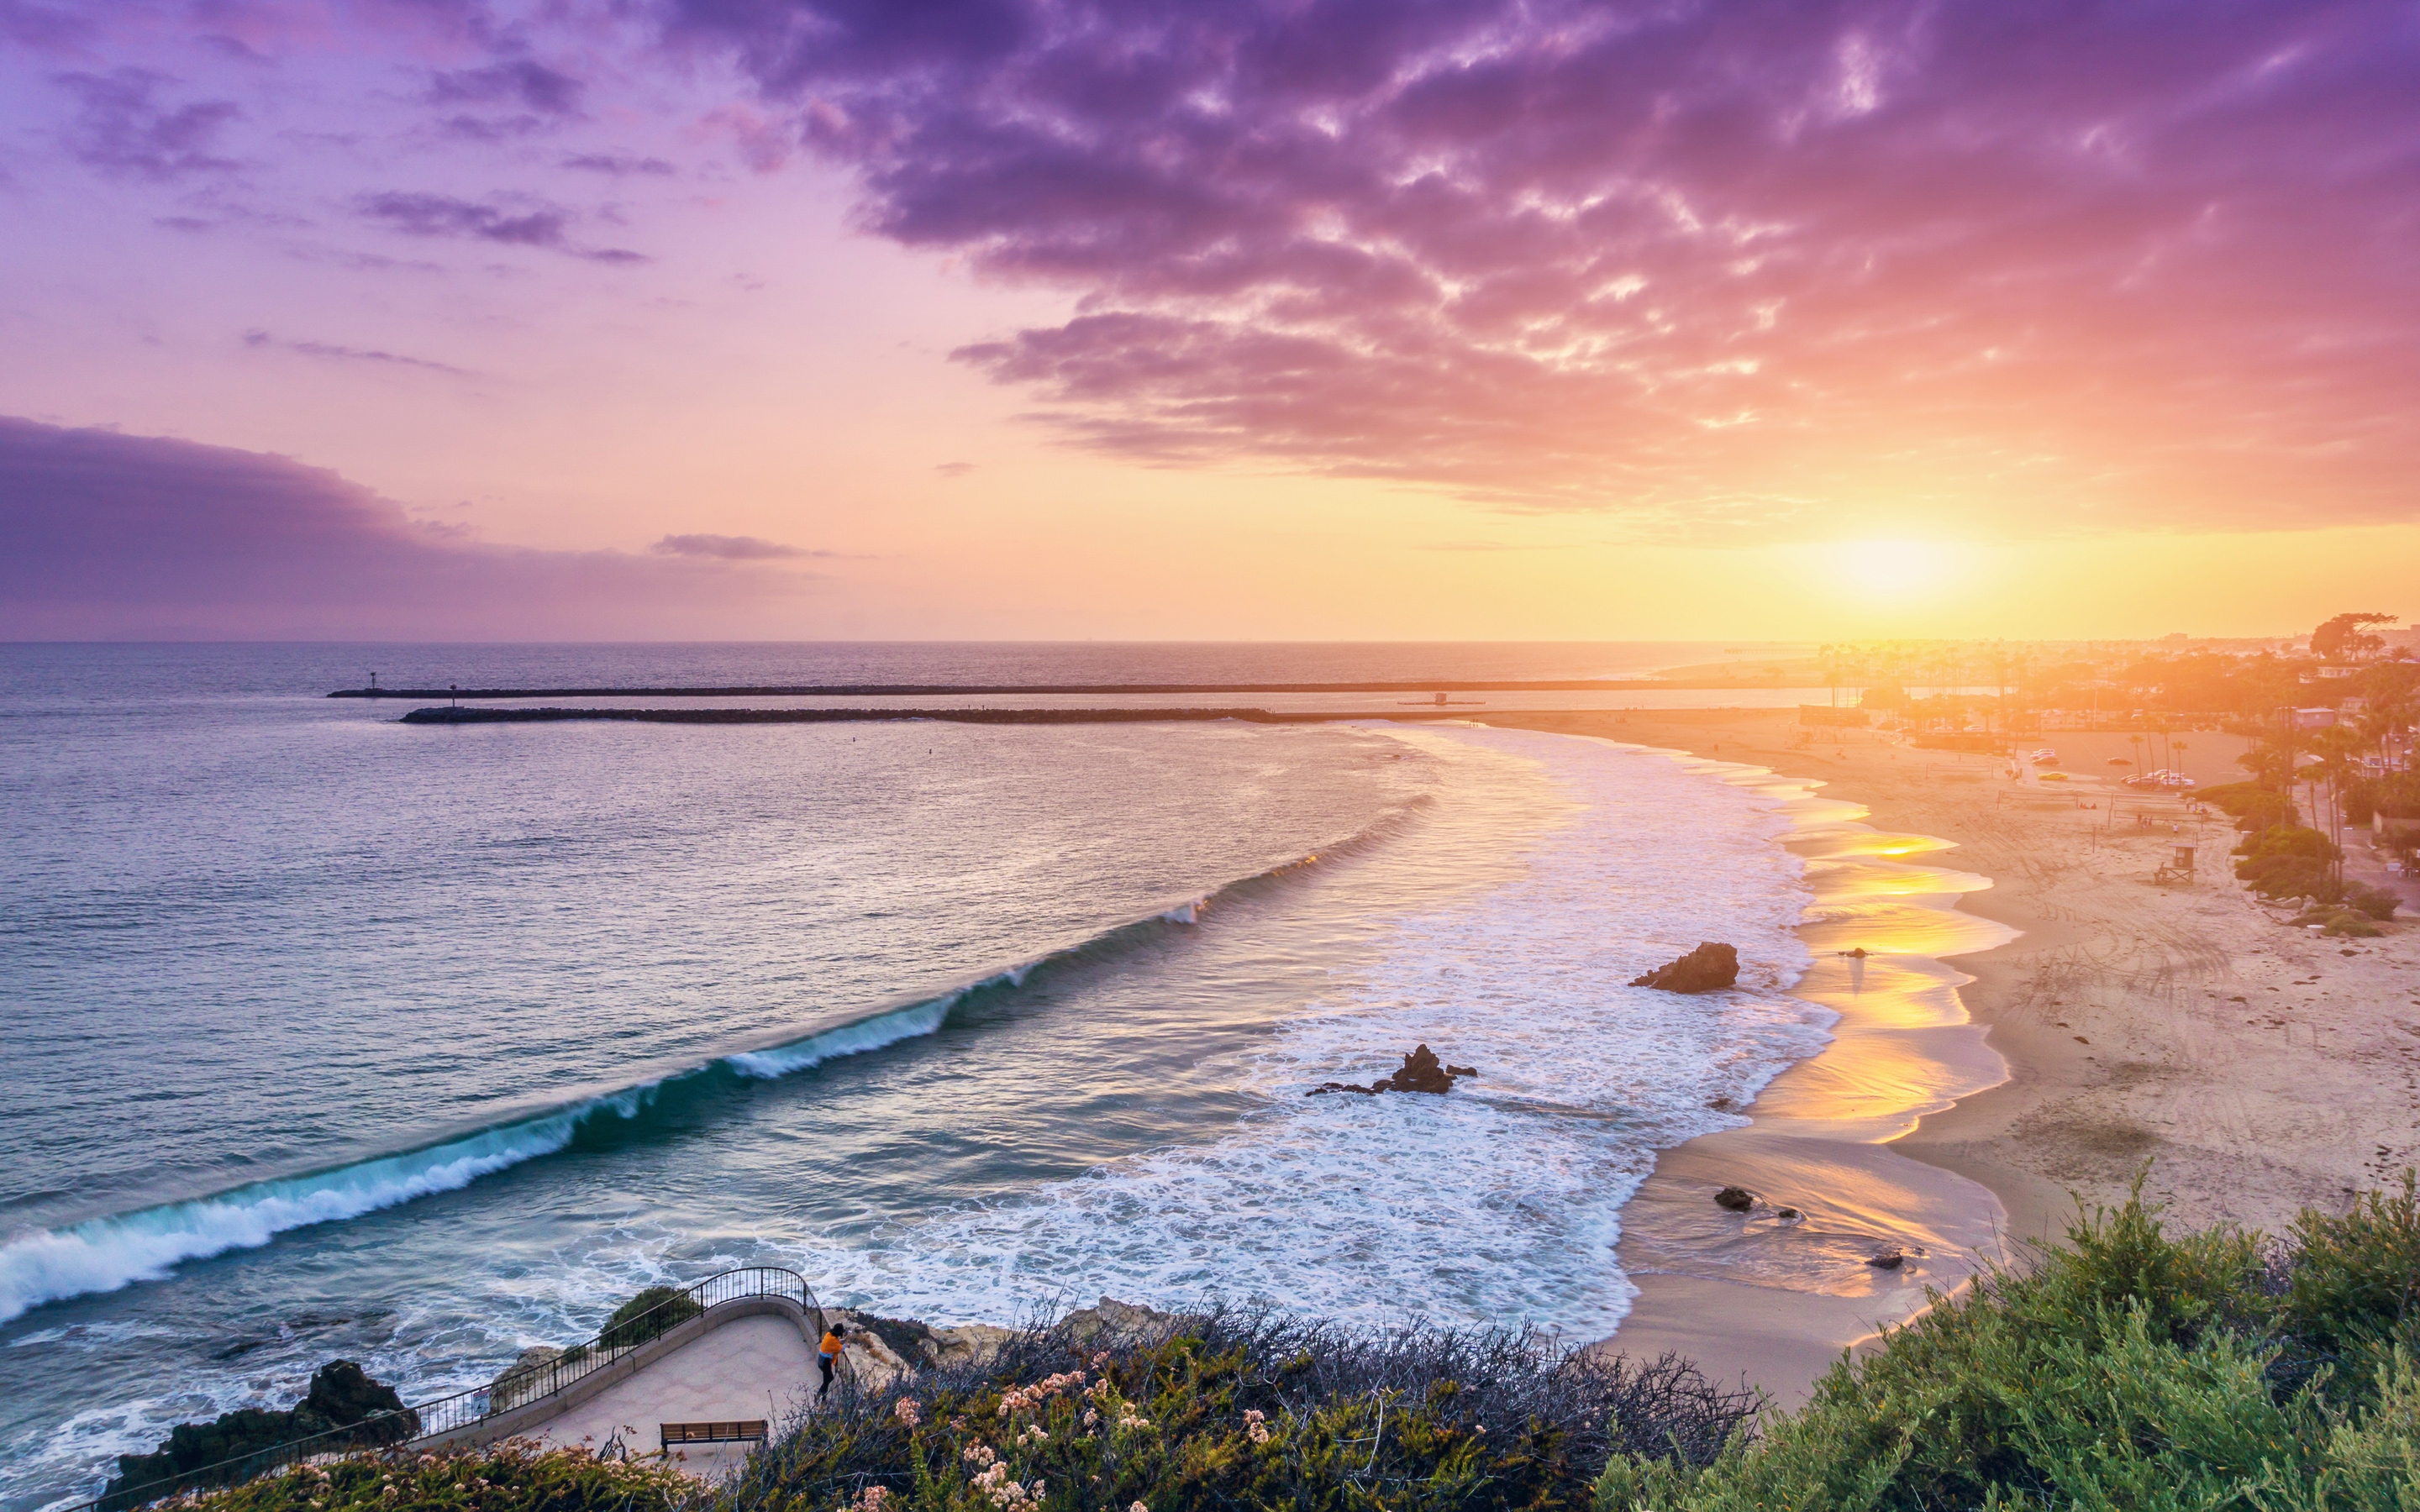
[1827,539,1962,599]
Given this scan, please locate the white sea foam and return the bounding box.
[0,1100,629,1326]
[723,995,960,1079]
[786,727,1827,1337]
[0,993,987,1325]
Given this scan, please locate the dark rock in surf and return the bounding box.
[1714,1185,1756,1212]
[1866,1249,1907,1270]
[104,1362,416,1509]
[1306,1044,1476,1097]
[1630,942,1740,993]
[1377,1043,1457,1094]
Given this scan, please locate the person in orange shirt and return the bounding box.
[818,1323,849,1398]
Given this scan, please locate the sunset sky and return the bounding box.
[3,0,2417,641]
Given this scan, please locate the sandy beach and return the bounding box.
[1481,708,2420,1404]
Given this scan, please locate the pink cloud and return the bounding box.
[656,0,2420,537]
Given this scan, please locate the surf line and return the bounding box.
[1558,735,2018,1367]
[0,817,1399,1328]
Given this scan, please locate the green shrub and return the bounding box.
[2203,783,2301,832]
[2349,883,2402,921]
[2345,780,2381,827]
[1591,1175,2420,1512]
[601,1285,706,1350]
[2233,827,2349,900]
[2238,855,2334,900]
[2235,825,2340,864]
[2283,1173,2420,1391]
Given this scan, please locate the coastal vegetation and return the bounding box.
[1594,1176,2420,1511]
[602,1287,707,1350]
[147,1178,2420,1512]
[129,1441,698,1512]
[2202,774,2400,923]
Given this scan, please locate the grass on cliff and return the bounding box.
[157,1175,2420,1512]
[1599,1173,2420,1512]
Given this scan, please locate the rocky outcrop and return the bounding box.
[1307,1044,1476,1096]
[1060,1296,1182,1345]
[1713,1185,1756,1212]
[487,1347,565,1410]
[105,1362,417,1507]
[925,1323,1018,1368]
[1630,942,1739,993]
[820,1310,917,1388]
[829,1299,1181,1378]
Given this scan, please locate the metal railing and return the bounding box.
[71,1268,822,1512]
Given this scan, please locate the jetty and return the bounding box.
[336,680,1662,700]
[396,706,1464,727]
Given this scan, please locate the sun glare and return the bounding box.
[1826,539,1962,599]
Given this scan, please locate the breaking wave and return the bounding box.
[0,822,1406,1326]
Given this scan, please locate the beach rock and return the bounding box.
[1866,1249,1907,1270]
[1378,1043,1457,1094]
[1714,1185,1756,1212]
[1775,1207,1803,1221]
[1307,1044,1475,1096]
[1630,942,1740,993]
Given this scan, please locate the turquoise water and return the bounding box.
[0,644,1821,1509]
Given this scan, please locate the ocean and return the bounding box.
[0,643,1828,1510]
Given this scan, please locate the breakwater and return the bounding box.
[397,706,1440,726]
[344,680,1670,700]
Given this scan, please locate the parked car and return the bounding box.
[2124,770,2197,790]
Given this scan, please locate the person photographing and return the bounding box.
[817,1323,849,1398]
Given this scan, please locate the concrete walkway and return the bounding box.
[524,1315,822,1482]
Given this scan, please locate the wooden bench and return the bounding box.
[659,1420,767,1452]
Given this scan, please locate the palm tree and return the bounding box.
[2311,725,2370,882]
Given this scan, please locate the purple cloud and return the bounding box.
[242,328,474,376]
[652,533,825,559]
[355,191,570,246]
[53,68,240,181]
[353,191,649,263]
[0,417,816,638]
[651,0,2420,538]
[561,152,678,176]
[428,59,585,117]
[0,0,88,50]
